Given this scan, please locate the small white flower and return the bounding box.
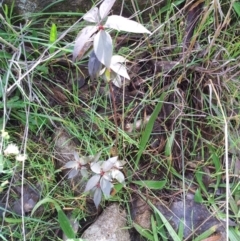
[1,130,10,139]
[15,154,27,162]
[4,143,20,156]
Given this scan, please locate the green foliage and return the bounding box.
[195,167,208,195]
[151,215,158,241]
[31,197,76,239]
[132,180,166,190]
[73,0,150,86]
[49,23,58,54]
[135,92,167,169]
[194,188,203,203]
[58,209,76,239]
[148,199,181,241]
[133,222,154,241]
[233,2,240,17]
[193,225,218,241]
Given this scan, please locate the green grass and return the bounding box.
[1,0,240,240]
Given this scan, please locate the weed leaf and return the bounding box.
[93,187,102,207]
[88,51,102,80]
[111,62,130,80]
[111,55,127,63]
[151,215,158,241]
[68,169,78,179]
[85,175,100,192]
[49,23,57,43]
[133,222,154,241]
[165,130,175,158]
[94,30,113,68]
[31,197,75,238]
[195,169,208,195]
[83,7,99,23]
[92,151,102,163]
[73,25,98,61]
[99,0,116,20]
[104,15,151,34]
[91,162,102,173]
[112,74,122,87]
[49,23,57,54]
[135,92,166,169]
[194,188,203,203]
[111,169,125,183]
[233,2,240,17]
[31,197,60,216]
[58,209,75,238]
[63,161,77,169]
[132,180,167,190]
[100,178,112,197]
[193,225,218,241]
[148,200,181,241]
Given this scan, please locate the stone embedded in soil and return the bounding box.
[130,195,152,230]
[81,204,130,241]
[130,193,226,240]
[12,185,40,215]
[155,194,226,240]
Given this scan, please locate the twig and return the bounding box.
[109,81,118,150]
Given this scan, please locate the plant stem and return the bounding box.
[109,81,118,152]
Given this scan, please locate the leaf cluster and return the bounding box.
[72,0,151,87]
[63,152,126,208]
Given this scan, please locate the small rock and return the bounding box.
[156,194,226,240]
[12,185,40,215]
[81,204,130,241]
[130,195,151,230]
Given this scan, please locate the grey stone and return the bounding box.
[82,204,130,241]
[156,195,226,240]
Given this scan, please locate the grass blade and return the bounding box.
[139,193,181,241]
[31,197,75,238]
[193,225,217,241]
[132,180,167,190]
[133,222,154,241]
[135,92,167,169]
[151,215,158,241]
[58,209,76,239]
[233,2,240,17]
